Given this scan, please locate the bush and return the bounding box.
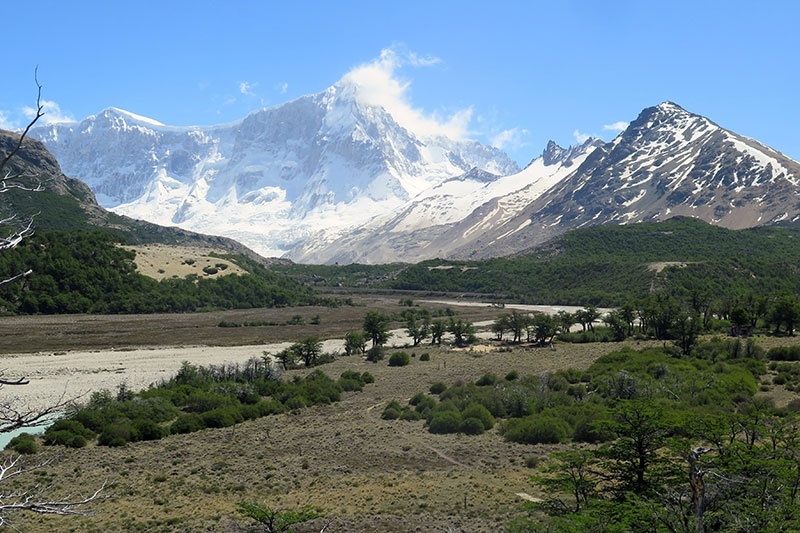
[98,422,137,447]
[462,402,495,430]
[459,417,485,435]
[382,400,403,420]
[505,370,519,381]
[366,346,384,362]
[768,346,800,361]
[475,373,498,386]
[170,413,205,434]
[133,418,166,441]
[428,411,462,434]
[338,378,364,392]
[43,419,94,448]
[361,372,375,384]
[388,352,411,367]
[501,416,570,444]
[419,353,430,362]
[6,433,39,454]
[201,406,244,428]
[429,382,447,395]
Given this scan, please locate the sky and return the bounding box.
[2,0,799,166]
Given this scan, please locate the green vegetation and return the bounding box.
[388,351,410,367]
[236,502,321,533]
[43,360,372,448]
[274,217,800,307]
[0,230,322,314]
[382,335,800,531]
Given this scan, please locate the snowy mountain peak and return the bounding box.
[541,138,601,167]
[31,83,519,259]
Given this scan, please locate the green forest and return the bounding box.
[277,217,800,307]
[0,230,322,314]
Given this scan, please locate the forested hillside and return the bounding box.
[279,217,800,307]
[0,231,320,314]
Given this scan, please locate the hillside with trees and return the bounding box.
[0,230,321,314]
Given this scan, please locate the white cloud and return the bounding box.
[23,100,74,125]
[277,82,288,94]
[491,127,529,151]
[239,81,257,96]
[340,47,470,139]
[573,129,591,143]
[0,110,15,130]
[603,121,628,132]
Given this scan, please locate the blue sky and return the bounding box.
[2,0,799,165]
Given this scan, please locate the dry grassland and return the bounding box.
[15,339,641,532]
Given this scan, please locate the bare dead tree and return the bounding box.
[0,71,106,525]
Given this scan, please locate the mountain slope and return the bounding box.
[0,129,265,260]
[446,102,800,259]
[285,138,600,263]
[31,83,519,259]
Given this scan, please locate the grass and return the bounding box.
[5,296,800,531]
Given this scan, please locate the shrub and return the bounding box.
[98,422,137,447]
[475,373,498,386]
[361,372,375,384]
[428,411,462,434]
[201,406,243,428]
[505,370,519,381]
[43,419,94,448]
[366,346,384,362]
[462,402,495,430]
[171,413,205,434]
[419,353,430,362]
[6,433,38,454]
[338,378,363,392]
[388,352,411,367]
[429,381,447,395]
[382,400,403,420]
[133,418,166,441]
[399,409,423,421]
[460,417,485,435]
[501,416,570,445]
[284,395,308,411]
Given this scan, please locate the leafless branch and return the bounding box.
[0,67,44,178]
[0,477,107,525]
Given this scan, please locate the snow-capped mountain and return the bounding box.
[285,138,601,263]
[446,102,800,259]
[31,82,519,258]
[31,97,800,265]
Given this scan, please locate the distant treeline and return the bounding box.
[276,217,800,307]
[0,230,322,314]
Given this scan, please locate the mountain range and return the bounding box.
[29,87,800,264]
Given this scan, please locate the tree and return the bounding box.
[491,314,510,341]
[429,319,446,346]
[508,311,529,343]
[237,501,323,533]
[343,331,366,356]
[529,313,557,345]
[768,294,800,336]
[0,72,105,523]
[556,310,575,335]
[291,337,323,367]
[603,309,628,341]
[448,318,475,347]
[405,317,429,347]
[533,449,598,513]
[363,311,392,348]
[275,347,296,370]
[598,400,671,493]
